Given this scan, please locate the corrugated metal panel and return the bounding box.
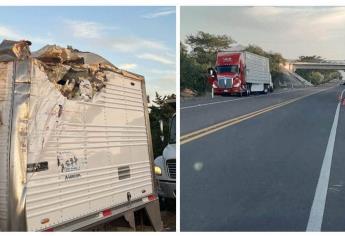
[25,63,153,231]
[0,62,13,230]
[245,51,271,84]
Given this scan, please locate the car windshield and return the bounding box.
[216,65,239,74]
[169,116,176,144]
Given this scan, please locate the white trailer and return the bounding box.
[244,51,272,93]
[211,50,272,96]
[0,41,162,231]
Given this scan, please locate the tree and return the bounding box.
[181,32,235,94]
[298,55,324,63]
[308,71,324,85]
[149,92,176,158]
[180,42,206,93]
[186,31,236,66]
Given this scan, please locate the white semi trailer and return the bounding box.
[0,40,162,231]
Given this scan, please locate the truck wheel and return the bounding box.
[263,85,268,94]
[247,86,251,96]
[247,84,251,96]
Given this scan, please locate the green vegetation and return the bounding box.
[295,55,342,85]
[185,31,235,66]
[180,43,206,93]
[180,31,286,95]
[149,92,176,158]
[181,32,235,94]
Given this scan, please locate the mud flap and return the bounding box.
[123,211,136,231]
[145,199,163,231]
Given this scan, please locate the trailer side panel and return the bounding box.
[245,52,271,84]
[0,62,13,231]
[25,62,154,231]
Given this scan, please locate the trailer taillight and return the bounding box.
[102,209,112,217]
[148,194,157,201]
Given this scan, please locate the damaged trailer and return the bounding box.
[0,40,162,231]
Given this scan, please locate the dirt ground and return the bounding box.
[160,198,176,231]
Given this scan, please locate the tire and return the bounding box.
[263,85,268,94]
[246,84,251,96]
[159,197,167,211]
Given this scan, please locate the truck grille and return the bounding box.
[166,159,176,179]
[218,77,232,88]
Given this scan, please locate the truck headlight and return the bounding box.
[233,78,241,87]
[154,166,162,175]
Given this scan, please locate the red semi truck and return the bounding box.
[208,51,273,96]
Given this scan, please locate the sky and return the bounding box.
[0,6,176,99]
[181,6,345,60]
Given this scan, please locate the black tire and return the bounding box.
[159,197,167,211]
[245,84,251,96]
[263,85,268,94]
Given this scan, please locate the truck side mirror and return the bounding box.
[159,120,164,142]
[207,67,217,77]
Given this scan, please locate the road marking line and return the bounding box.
[306,89,345,232]
[181,88,332,145]
[180,89,306,110]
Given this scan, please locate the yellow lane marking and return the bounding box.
[181,89,330,145]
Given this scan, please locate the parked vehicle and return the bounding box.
[154,114,176,200]
[208,50,273,96]
[0,40,162,232]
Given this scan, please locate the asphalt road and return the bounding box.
[181,82,345,231]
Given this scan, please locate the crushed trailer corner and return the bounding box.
[0,39,162,232]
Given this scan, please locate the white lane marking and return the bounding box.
[306,89,345,231]
[181,89,306,110]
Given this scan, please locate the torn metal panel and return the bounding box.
[0,59,32,231]
[0,61,14,231]
[9,59,32,231]
[33,45,84,64]
[76,51,115,67]
[30,43,144,101]
[0,40,31,62]
[32,45,114,100]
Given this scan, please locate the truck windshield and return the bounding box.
[216,65,239,74]
[169,116,176,144]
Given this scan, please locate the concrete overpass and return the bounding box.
[285,60,345,72]
[281,60,345,87]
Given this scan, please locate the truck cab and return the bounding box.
[154,114,176,200]
[208,52,247,96]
